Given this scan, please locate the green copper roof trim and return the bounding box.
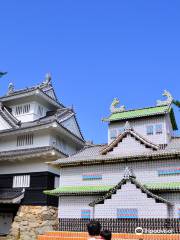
[44,185,114,196]
[44,182,180,196]
[103,105,178,130]
[144,182,180,191]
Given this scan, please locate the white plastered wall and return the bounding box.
[59,159,180,187]
[61,116,82,139]
[108,115,169,145]
[0,115,11,130]
[108,134,153,155]
[0,159,59,175]
[58,196,98,218]
[159,193,180,218]
[94,182,168,218]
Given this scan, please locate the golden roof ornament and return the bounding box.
[110,98,126,113]
[156,90,173,106]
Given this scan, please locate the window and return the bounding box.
[13,175,30,188]
[38,105,44,116]
[82,174,102,181]
[54,176,60,188]
[158,168,180,176]
[15,104,30,115]
[146,125,153,135]
[110,129,117,140]
[17,134,34,146]
[81,209,90,219]
[155,124,163,134]
[117,208,138,219]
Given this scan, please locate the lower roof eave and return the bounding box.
[44,191,107,197]
[0,146,67,162]
[53,151,180,167]
[0,194,24,204]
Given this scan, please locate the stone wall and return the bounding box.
[6,205,58,240]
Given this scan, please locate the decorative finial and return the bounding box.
[123,167,136,180]
[156,90,173,106]
[124,121,133,131]
[110,98,126,113]
[44,73,52,85]
[8,83,14,94]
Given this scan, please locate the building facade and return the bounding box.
[0,74,84,239]
[47,90,180,221]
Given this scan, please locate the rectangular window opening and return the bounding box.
[146,125,153,135]
[117,208,138,219]
[13,175,30,188]
[156,124,163,134]
[82,174,102,181]
[17,134,34,146]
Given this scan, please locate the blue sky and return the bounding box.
[0,1,179,143]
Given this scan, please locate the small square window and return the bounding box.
[156,124,162,134]
[110,129,117,140]
[81,209,90,219]
[146,125,153,135]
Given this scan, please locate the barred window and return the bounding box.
[38,105,44,116]
[15,104,30,115]
[13,175,30,188]
[17,134,34,146]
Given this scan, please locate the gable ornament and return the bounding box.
[156,90,173,106]
[8,83,14,95]
[110,98,126,113]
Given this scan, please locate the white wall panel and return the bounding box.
[94,182,168,218]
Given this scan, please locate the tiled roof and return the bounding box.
[44,185,113,196]
[0,83,64,108]
[145,182,180,191]
[0,188,25,204]
[103,105,178,130]
[52,137,180,166]
[0,146,67,161]
[44,181,180,197]
[0,105,20,128]
[0,115,84,144]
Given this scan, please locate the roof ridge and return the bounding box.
[110,104,170,115]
